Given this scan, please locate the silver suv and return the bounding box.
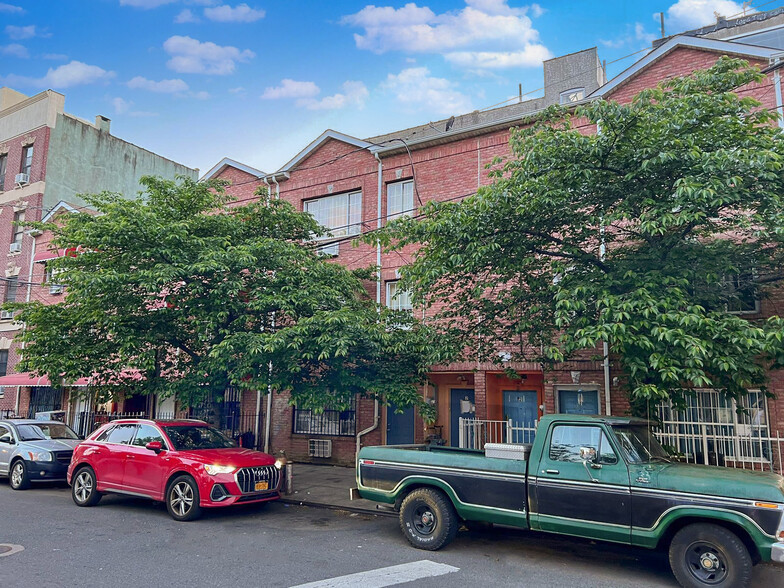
[0,419,81,490]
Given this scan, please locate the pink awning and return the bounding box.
[33,248,66,263]
[0,372,51,387]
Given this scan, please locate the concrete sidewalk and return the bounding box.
[281,462,393,516]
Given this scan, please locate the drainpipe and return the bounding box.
[262,177,271,202]
[600,223,611,416]
[16,229,38,416]
[261,174,280,452]
[271,175,280,199]
[356,155,384,459]
[774,64,784,129]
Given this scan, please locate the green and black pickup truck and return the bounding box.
[354,414,784,588]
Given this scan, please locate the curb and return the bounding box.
[279,497,396,518]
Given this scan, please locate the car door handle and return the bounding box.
[545,469,559,475]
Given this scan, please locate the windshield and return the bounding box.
[612,425,671,464]
[35,423,79,440]
[162,425,235,451]
[16,424,47,441]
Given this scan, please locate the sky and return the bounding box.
[0,0,767,175]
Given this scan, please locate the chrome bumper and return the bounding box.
[772,543,784,564]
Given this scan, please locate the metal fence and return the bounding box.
[458,418,538,450]
[156,409,261,449]
[70,411,147,438]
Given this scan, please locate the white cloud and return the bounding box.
[128,75,190,93]
[229,86,245,94]
[299,81,369,110]
[112,96,159,117]
[191,90,210,99]
[0,3,23,14]
[666,0,750,32]
[382,67,472,115]
[600,21,657,49]
[445,46,552,69]
[42,61,115,87]
[1,43,28,58]
[5,25,36,39]
[204,3,265,23]
[163,35,255,74]
[175,9,200,23]
[342,0,549,70]
[119,0,177,8]
[261,79,320,99]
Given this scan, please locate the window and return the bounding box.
[386,280,413,311]
[105,424,137,445]
[4,276,18,303]
[560,88,585,104]
[557,387,600,415]
[0,154,6,191]
[20,145,33,177]
[293,397,357,436]
[132,424,166,448]
[724,272,759,314]
[0,350,7,377]
[387,180,414,220]
[549,425,616,464]
[0,425,12,443]
[11,210,24,247]
[304,191,362,256]
[95,426,114,442]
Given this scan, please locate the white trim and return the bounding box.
[274,130,374,175]
[41,201,79,224]
[200,157,265,181]
[591,36,778,99]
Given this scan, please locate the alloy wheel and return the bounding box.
[170,482,194,517]
[10,463,23,488]
[74,471,93,503]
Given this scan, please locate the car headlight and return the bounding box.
[204,464,235,475]
[274,458,286,470]
[28,451,53,462]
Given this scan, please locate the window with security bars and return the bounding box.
[387,180,414,220]
[657,390,770,464]
[304,191,362,256]
[292,397,357,436]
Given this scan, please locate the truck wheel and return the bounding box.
[668,523,752,588]
[399,488,459,551]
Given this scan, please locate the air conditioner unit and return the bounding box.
[0,310,14,320]
[14,173,29,186]
[8,242,21,253]
[49,284,63,295]
[308,439,332,458]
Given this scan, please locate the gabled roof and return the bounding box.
[591,35,778,99]
[41,201,80,224]
[271,130,374,177]
[200,157,266,181]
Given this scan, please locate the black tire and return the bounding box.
[668,523,753,588]
[166,475,203,522]
[399,487,459,550]
[9,459,30,490]
[71,466,102,507]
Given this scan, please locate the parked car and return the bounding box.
[67,418,283,521]
[354,414,784,588]
[0,419,82,490]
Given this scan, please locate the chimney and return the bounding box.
[95,115,111,133]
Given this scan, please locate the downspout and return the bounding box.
[774,63,784,129]
[262,175,278,452]
[16,229,38,416]
[256,177,271,450]
[271,175,280,199]
[356,155,383,459]
[596,120,612,416]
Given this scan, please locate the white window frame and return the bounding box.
[386,280,413,312]
[555,385,601,414]
[723,272,760,315]
[304,191,362,239]
[386,180,414,220]
[560,87,585,104]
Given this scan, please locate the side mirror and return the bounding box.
[0,437,14,445]
[579,446,597,462]
[145,441,163,454]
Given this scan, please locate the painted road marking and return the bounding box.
[0,544,24,557]
[289,560,459,588]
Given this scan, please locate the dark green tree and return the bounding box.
[11,177,442,416]
[376,58,784,408]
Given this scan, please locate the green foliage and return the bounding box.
[11,177,440,418]
[375,58,784,408]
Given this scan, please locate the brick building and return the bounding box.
[201,9,784,468]
[0,87,197,421]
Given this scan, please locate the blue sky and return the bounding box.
[0,0,761,175]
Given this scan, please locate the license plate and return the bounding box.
[255,481,269,491]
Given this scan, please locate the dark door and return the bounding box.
[27,386,63,418]
[558,388,600,415]
[450,388,475,447]
[503,390,539,443]
[387,404,415,445]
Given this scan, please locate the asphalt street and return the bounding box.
[1,480,782,588]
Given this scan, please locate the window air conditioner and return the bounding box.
[308,439,332,458]
[49,284,63,295]
[0,310,14,320]
[14,173,29,186]
[8,242,21,253]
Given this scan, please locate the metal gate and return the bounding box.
[27,386,63,418]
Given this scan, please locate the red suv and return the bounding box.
[67,419,282,521]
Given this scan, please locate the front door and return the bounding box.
[558,388,600,415]
[533,423,631,543]
[387,404,415,445]
[503,390,538,443]
[0,424,14,475]
[450,389,475,447]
